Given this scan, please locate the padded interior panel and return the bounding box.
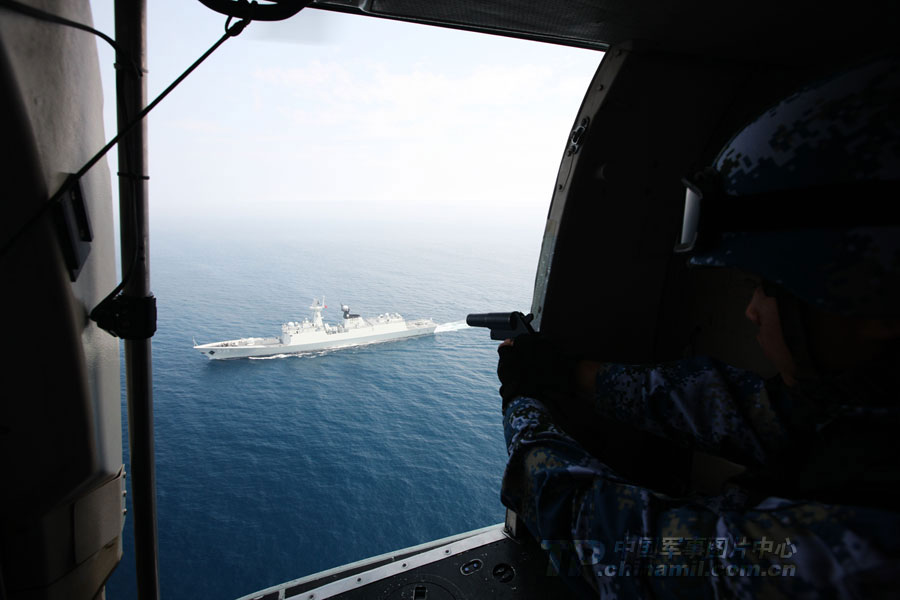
[315,0,900,63]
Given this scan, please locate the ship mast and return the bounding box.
[309,297,325,328]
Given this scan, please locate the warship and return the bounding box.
[7,1,897,599]
[194,298,437,359]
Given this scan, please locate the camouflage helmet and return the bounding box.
[675,56,900,317]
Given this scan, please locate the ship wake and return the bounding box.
[434,320,469,333]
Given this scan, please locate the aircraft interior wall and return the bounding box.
[0,1,123,598]
[532,45,835,494]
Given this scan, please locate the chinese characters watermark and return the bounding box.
[541,536,798,578]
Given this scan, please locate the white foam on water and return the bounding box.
[434,320,470,333]
[248,353,293,360]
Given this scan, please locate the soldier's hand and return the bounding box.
[497,334,577,412]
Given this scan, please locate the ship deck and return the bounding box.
[197,336,282,349]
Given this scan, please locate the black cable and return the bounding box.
[0,0,120,53]
[90,16,250,327]
[0,16,251,263]
[92,176,141,315]
[197,0,309,22]
[82,17,251,185]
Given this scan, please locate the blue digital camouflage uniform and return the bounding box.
[500,354,900,599]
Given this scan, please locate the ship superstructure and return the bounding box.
[194,298,437,359]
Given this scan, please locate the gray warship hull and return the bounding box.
[195,319,437,360]
[194,299,437,360]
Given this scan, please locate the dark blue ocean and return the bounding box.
[105,223,540,599]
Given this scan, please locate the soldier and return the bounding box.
[498,56,900,598]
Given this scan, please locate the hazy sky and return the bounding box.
[89,1,601,242]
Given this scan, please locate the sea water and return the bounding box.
[105,223,540,599]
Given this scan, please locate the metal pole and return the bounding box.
[114,1,160,599]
